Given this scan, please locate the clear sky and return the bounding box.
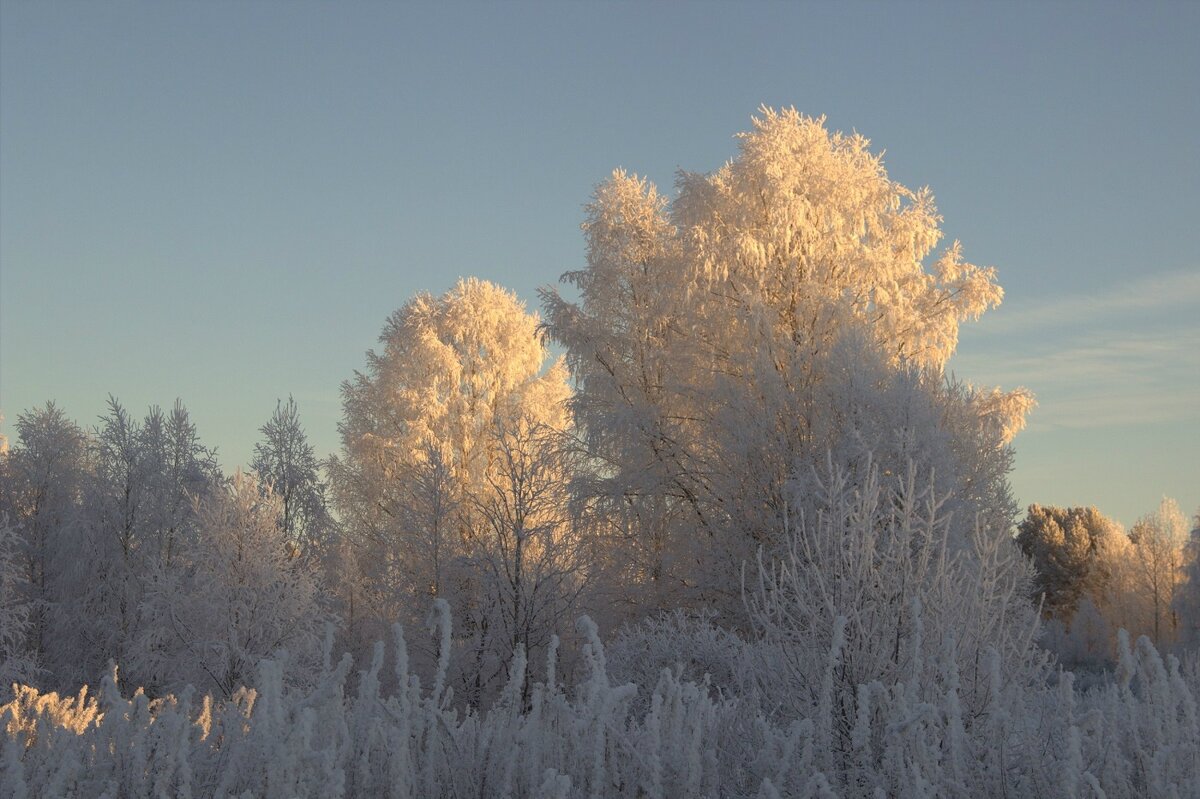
[2,1,1196,528]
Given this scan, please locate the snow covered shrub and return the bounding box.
[1041,596,1116,679]
[1071,631,1200,797]
[0,616,740,798]
[3,613,1198,797]
[747,459,1048,738]
[605,610,756,709]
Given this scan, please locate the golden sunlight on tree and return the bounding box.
[329,278,579,703]
[1129,497,1189,646]
[542,108,1033,616]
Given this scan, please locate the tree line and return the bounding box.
[1018,499,1199,669]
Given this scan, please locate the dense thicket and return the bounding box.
[3,615,1197,798]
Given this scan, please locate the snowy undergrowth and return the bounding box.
[3,607,1196,799]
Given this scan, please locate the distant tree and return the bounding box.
[139,401,222,565]
[1128,497,1189,647]
[1085,529,1152,647]
[0,520,36,689]
[72,398,220,690]
[0,403,89,675]
[1016,504,1124,620]
[251,396,332,560]
[1169,506,1200,648]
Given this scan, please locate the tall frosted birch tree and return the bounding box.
[541,108,1033,617]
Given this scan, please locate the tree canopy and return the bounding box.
[542,108,1033,615]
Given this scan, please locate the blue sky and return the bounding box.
[2,1,1196,527]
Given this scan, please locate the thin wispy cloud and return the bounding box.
[952,273,1200,432]
[955,327,1200,388]
[970,268,1200,335]
[1027,390,1199,431]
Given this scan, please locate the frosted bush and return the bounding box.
[747,459,1048,728]
[4,613,1197,797]
[605,610,757,709]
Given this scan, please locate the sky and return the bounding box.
[1,1,1196,528]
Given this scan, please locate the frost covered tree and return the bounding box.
[468,415,587,698]
[1128,497,1189,647]
[1087,529,1156,648]
[71,398,220,690]
[138,401,221,565]
[0,403,89,677]
[251,396,333,560]
[330,278,579,700]
[141,472,326,696]
[1177,508,1200,647]
[745,460,1049,775]
[0,398,224,690]
[541,108,1032,616]
[1016,504,1124,620]
[0,520,36,689]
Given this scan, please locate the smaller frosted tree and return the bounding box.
[72,398,220,691]
[1016,505,1123,620]
[330,278,576,699]
[251,396,333,560]
[1128,497,1189,647]
[143,472,325,696]
[0,520,36,690]
[0,403,89,680]
[469,415,587,698]
[1172,507,1200,648]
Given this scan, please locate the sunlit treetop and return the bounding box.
[560,108,1003,364]
[338,277,569,493]
[547,108,1029,450]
